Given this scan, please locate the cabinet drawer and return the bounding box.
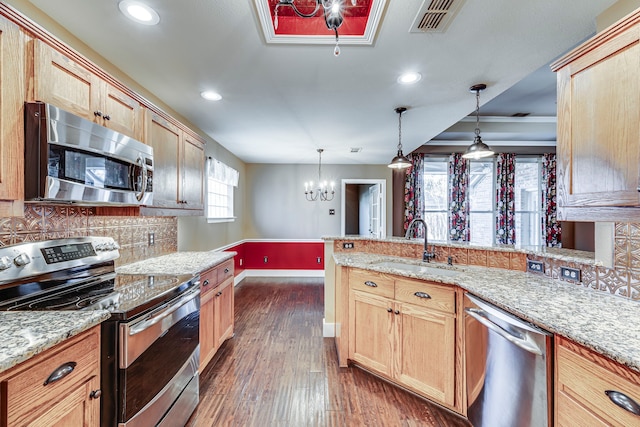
[217,260,234,284]
[200,267,218,297]
[2,327,100,426]
[349,268,394,299]
[394,279,455,314]
[556,339,640,427]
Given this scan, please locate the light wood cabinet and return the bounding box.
[551,9,640,221]
[144,111,205,214]
[199,260,235,372]
[0,15,26,213]
[0,326,101,426]
[347,268,459,410]
[30,40,143,140]
[555,336,640,427]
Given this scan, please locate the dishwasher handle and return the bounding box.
[465,307,544,356]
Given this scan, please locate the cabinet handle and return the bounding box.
[90,389,102,400]
[94,110,102,117]
[394,310,400,315]
[203,279,210,287]
[224,268,230,274]
[103,114,111,121]
[387,308,392,313]
[216,291,222,297]
[364,281,378,288]
[43,361,77,386]
[414,291,431,299]
[605,390,640,416]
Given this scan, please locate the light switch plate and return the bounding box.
[343,242,354,249]
[148,232,155,246]
[527,260,544,274]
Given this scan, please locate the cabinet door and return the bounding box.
[215,278,234,349]
[147,112,181,208]
[29,376,100,427]
[556,25,640,210]
[180,133,205,210]
[199,289,216,372]
[102,82,142,140]
[349,290,393,377]
[395,302,456,406]
[32,40,98,122]
[0,16,25,202]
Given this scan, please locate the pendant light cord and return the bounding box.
[474,89,481,138]
[397,109,403,151]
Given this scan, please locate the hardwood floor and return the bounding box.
[187,277,470,427]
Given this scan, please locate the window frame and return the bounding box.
[206,159,238,223]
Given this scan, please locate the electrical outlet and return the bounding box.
[239,259,243,266]
[527,260,544,274]
[560,266,581,282]
[317,257,322,263]
[148,232,155,246]
[263,256,268,263]
[343,242,354,249]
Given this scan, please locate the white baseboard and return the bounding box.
[323,319,335,337]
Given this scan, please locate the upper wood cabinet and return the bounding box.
[552,10,640,221]
[30,39,143,141]
[144,111,204,213]
[0,15,26,210]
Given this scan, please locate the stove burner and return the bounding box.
[28,295,81,310]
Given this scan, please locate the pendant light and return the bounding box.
[388,107,412,169]
[462,84,494,159]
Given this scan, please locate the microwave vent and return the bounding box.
[410,0,466,33]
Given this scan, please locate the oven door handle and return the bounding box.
[129,287,199,336]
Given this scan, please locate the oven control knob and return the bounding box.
[0,256,12,271]
[13,253,31,267]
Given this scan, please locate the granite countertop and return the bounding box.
[116,251,236,276]
[324,235,599,266]
[0,310,110,374]
[335,252,640,373]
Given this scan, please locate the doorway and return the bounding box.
[341,179,386,238]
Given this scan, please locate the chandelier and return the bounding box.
[274,0,357,56]
[462,83,494,159]
[305,149,335,201]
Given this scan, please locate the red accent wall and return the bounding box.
[223,241,324,272]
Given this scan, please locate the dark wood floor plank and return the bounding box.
[187,277,470,427]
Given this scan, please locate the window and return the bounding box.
[207,158,238,222]
[422,156,544,246]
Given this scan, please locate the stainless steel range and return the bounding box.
[0,237,200,427]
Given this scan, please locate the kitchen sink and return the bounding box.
[372,261,461,277]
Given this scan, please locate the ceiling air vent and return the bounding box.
[410,0,466,33]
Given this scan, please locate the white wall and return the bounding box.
[243,163,392,239]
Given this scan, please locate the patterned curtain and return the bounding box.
[542,153,561,247]
[448,153,470,242]
[403,153,425,237]
[495,153,516,244]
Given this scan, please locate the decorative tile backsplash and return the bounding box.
[0,205,177,267]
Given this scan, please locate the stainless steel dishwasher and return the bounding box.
[464,293,553,427]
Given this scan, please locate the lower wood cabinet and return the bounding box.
[347,268,460,411]
[199,260,235,372]
[555,336,640,427]
[0,325,101,426]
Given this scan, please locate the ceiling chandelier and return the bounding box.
[387,107,412,169]
[305,149,335,201]
[462,83,495,159]
[274,0,357,56]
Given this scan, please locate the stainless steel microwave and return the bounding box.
[24,102,153,205]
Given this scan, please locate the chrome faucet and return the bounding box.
[405,218,436,262]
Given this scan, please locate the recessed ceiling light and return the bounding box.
[398,72,422,85]
[119,1,160,25]
[201,91,222,101]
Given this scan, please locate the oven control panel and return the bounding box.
[0,237,120,285]
[41,242,97,264]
